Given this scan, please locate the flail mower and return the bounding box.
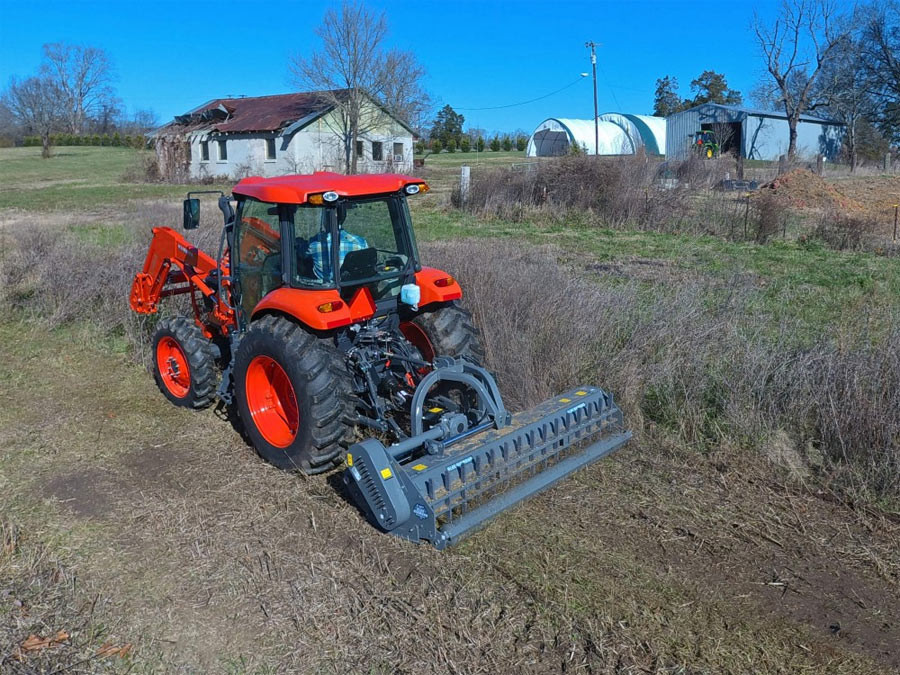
[130,172,630,548]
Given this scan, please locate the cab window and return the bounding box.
[235,199,282,318]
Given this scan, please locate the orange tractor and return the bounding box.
[131,172,629,548]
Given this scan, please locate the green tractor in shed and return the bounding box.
[693,130,720,159]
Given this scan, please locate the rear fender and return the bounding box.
[252,286,377,331]
[415,267,462,308]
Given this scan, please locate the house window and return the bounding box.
[393,142,404,160]
[371,141,383,161]
[355,140,364,158]
[265,138,276,160]
[200,141,209,162]
[217,139,227,162]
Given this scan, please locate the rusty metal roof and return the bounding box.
[163,90,346,135]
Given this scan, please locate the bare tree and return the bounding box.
[0,98,19,143]
[288,1,429,173]
[42,42,115,135]
[753,0,854,159]
[819,37,873,170]
[859,1,900,142]
[3,76,64,157]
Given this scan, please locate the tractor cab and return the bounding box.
[222,173,449,329]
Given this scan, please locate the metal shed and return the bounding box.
[664,104,844,161]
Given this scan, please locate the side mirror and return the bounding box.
[183,198,200,230]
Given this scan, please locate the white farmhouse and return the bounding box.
[152,90,415,180]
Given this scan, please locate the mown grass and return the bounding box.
[416,149,526,167]
[0,146,229,211]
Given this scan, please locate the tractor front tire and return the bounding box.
[233,315,354,474]
[152,317,218,409]
[403,302,486,366]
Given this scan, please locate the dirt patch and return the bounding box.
[584,449,900,669]
[830,175,900,222]
[763,169,861,211]
[584,256,695,283]
[44,469,117,519]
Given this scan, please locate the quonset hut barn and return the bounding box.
[526,114,666,157]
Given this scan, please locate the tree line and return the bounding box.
[422,104,527,153]
[0,43,157,157]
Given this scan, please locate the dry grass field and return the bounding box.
[1,147,899,673]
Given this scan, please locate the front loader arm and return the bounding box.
[129,226,221,315]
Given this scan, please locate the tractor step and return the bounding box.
[344,385,631,549]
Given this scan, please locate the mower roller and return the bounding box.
[130,172,630,548]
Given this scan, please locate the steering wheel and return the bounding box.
[376,254,406,273]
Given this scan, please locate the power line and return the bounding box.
[454,76,588,111]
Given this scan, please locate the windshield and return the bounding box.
[290,196,415,292]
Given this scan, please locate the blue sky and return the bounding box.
[0,0,781,134]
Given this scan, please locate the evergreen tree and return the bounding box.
[653,76,682,116]
[430,105,465,146]
[689,70,742,106]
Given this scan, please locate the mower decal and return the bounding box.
[413,504,429,520]
[349,466,361,481]
[412,464,428,471]
[428,407,444,413]
[446,456,474,472]
[559,398,571,403]
[380,467,393,480]
[566,403,588,415]
[576,390,588,396]
[346,453,353,466]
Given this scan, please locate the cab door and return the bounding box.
[234,198,283,321]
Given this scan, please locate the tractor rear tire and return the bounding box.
[151,317,218,409]
[403,302,485,366]
[233,315,354,474]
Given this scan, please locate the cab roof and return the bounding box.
[232,172,426,204]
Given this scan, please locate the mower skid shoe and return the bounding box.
[343,386,631,549]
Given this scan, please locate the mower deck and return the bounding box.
[345,384,631,549]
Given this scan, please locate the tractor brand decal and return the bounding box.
[445,456,474,472]
[413,503,429,520]
[177,243,190,255]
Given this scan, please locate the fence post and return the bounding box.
[459,165,470,206]
[816,154,824,176]
[894,204,898,242]
[778,154,787,176]
[737,153,744,180]
[885,152,892,173]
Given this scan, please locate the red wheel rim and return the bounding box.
[245,355,299,448]
[400,321,436,363]
[156,336,191,398]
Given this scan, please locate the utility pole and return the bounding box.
[585,41,599,155]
